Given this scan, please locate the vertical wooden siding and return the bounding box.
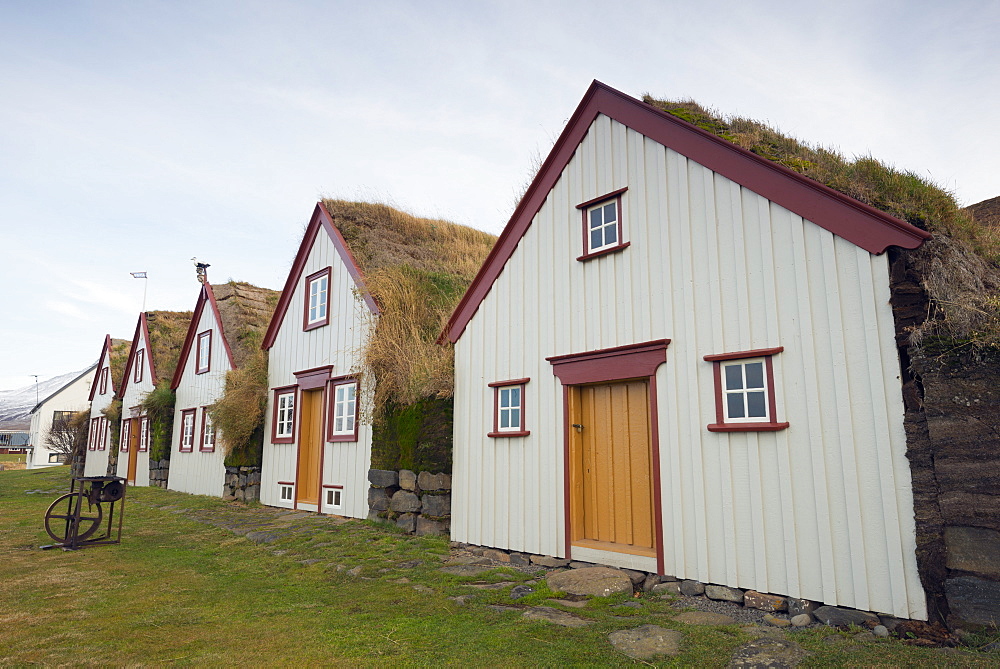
[117,340,153,487]
[452,114,925,619]
[84,356,114,477]
[168,303,229,497]
[260,230,373,518]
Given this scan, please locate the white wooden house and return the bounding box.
[259,203,377,516]
[115,310,191,486]
[27,365,96,469]
[168,279,276,497]
[84,335,130,477]
[444,82,932,620]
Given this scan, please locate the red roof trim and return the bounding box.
[262,202,379,351]
[120,313,154,397]
[88,335,113,402]
[171,282,237,389]
[443,80,931,343]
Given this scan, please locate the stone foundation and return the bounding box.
[367,468,451,536]
[223,466,262,502]
[455,542,903,631]
[148,459,170,488]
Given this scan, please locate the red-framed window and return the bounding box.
[323,484,344,511]
[134,348,145,384]
[200,408,216,452]
[704,347,789,432]
[196,330,212,374]
[98,417,107,451]
[99,367,109,395]
[271,386,297,444]
[179,409,196,452]
[487,378,530,438]
[88,418,100,451]
[576,188,630,261]
[326,378,359,442]
[138,416,150,451]
[303,267,332,331]
[120,418,132,452]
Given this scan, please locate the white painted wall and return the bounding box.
[84,344,117,477]
[28,367,94,469]
[261,227,373,518]
[168,298,229,497]
[116,329,154,486]
[452,114,925,619]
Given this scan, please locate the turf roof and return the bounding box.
[212,281,279,368]
[144,310,194,385]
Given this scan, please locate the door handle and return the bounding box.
[571,423,584,433]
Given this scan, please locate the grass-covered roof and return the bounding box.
[145,310,194,384]
[212,281,279,368]
[643,95,1000,351]
[322,199,497,407]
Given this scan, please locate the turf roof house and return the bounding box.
[260,200,494,517]
[444,81,933,620]
[115,310,192,486]
[83,335,131,477]
[168,279,277,498]
[260,202,381,515]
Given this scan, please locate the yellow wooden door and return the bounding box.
[126,419,139,484]
[569,380,655,557]
[296,389,323,506]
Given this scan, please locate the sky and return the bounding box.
[1,0,997,390]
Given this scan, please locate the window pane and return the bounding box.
[591,229,602,250]
[509,387,520,407]
[500,411,509,429]
[509,408,520,429]
[605,224,617,245]
[603,202,616,223]
[724,364,744,390]
[590,208,603,229]
[745,362,765,389]
[747,391,767,418]
[499,388,510,408]
[727,393,745,419]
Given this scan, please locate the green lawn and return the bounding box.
[0,453,28,463]
[0,466,994,666]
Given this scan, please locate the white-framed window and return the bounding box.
[328,381,357,439]
[138,416,150,451]
[200,410,216,452]
[704,347,789,432]
[134,349,144,383]
[304,268,331,330]
[48,453,61,463]
[196,330,212,374]
[98,416,108,451]
[324,486,344,511]
[120,418,132,452]
[99,367,109,395]
[180,409,196,452]
[587,200,619,252]
[273,389,296,442]
[488,378,530,437]
[279,483,294,502]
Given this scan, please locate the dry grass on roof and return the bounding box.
[145,310,194,382]
[321,199,497,407]
[643,94,1000,352]
[212,281,280,368]
[108,338,131,393]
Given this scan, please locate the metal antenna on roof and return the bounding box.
[192,257,211,285]
[30,375,39,406]
[130,271,148,312]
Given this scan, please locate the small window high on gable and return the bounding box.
[576,187,630,261]
[196,330,212,374]
[134,349,144,384]
[304,267,331,331]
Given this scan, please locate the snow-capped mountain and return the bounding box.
[0,369,93,429]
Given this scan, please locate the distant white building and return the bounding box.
[27,365,96,469]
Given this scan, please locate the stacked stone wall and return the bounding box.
[367,469,450,536]
[148,459,169,488]
[890,247,1000,629]
[224,466,261,502]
